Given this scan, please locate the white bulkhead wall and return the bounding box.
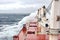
[37,7,45,18]
[50,0,60,29]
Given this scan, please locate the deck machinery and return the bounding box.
[13,0,60,40]
[36,0,60,40]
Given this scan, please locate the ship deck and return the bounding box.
[13,21,60,40]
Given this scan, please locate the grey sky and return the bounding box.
[0,0,51,14]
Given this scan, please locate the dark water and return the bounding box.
[0,14,29,25]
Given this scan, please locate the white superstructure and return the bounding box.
[49,0,60,40]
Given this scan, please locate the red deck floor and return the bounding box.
[18,31,49,40]
[17,26,49,40]
[13,22,60,40]
[13,26,60,40]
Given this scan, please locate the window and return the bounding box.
[55,0,59,1]
[38,18,41,22]
[58,31,60,33]
[45,24,48,27]
[43,12,46,17]
[56,16,60,21]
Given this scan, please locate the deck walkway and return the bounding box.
[13,21,60,40]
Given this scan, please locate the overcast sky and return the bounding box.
[0,0,51,14]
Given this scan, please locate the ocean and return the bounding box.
[0,13,29,40]
[0,14,29,26]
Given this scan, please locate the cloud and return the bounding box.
[0,3,37,10]
[0,6,37,13]
[0,0,52,13]
[0,0,19,4]
[19,0,51,6]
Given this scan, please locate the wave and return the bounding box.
[0,17,8,19]
[0,11,37,37]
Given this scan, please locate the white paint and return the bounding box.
[50,0,60,29]
[49,0,60,40]
[49,35,58,40]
